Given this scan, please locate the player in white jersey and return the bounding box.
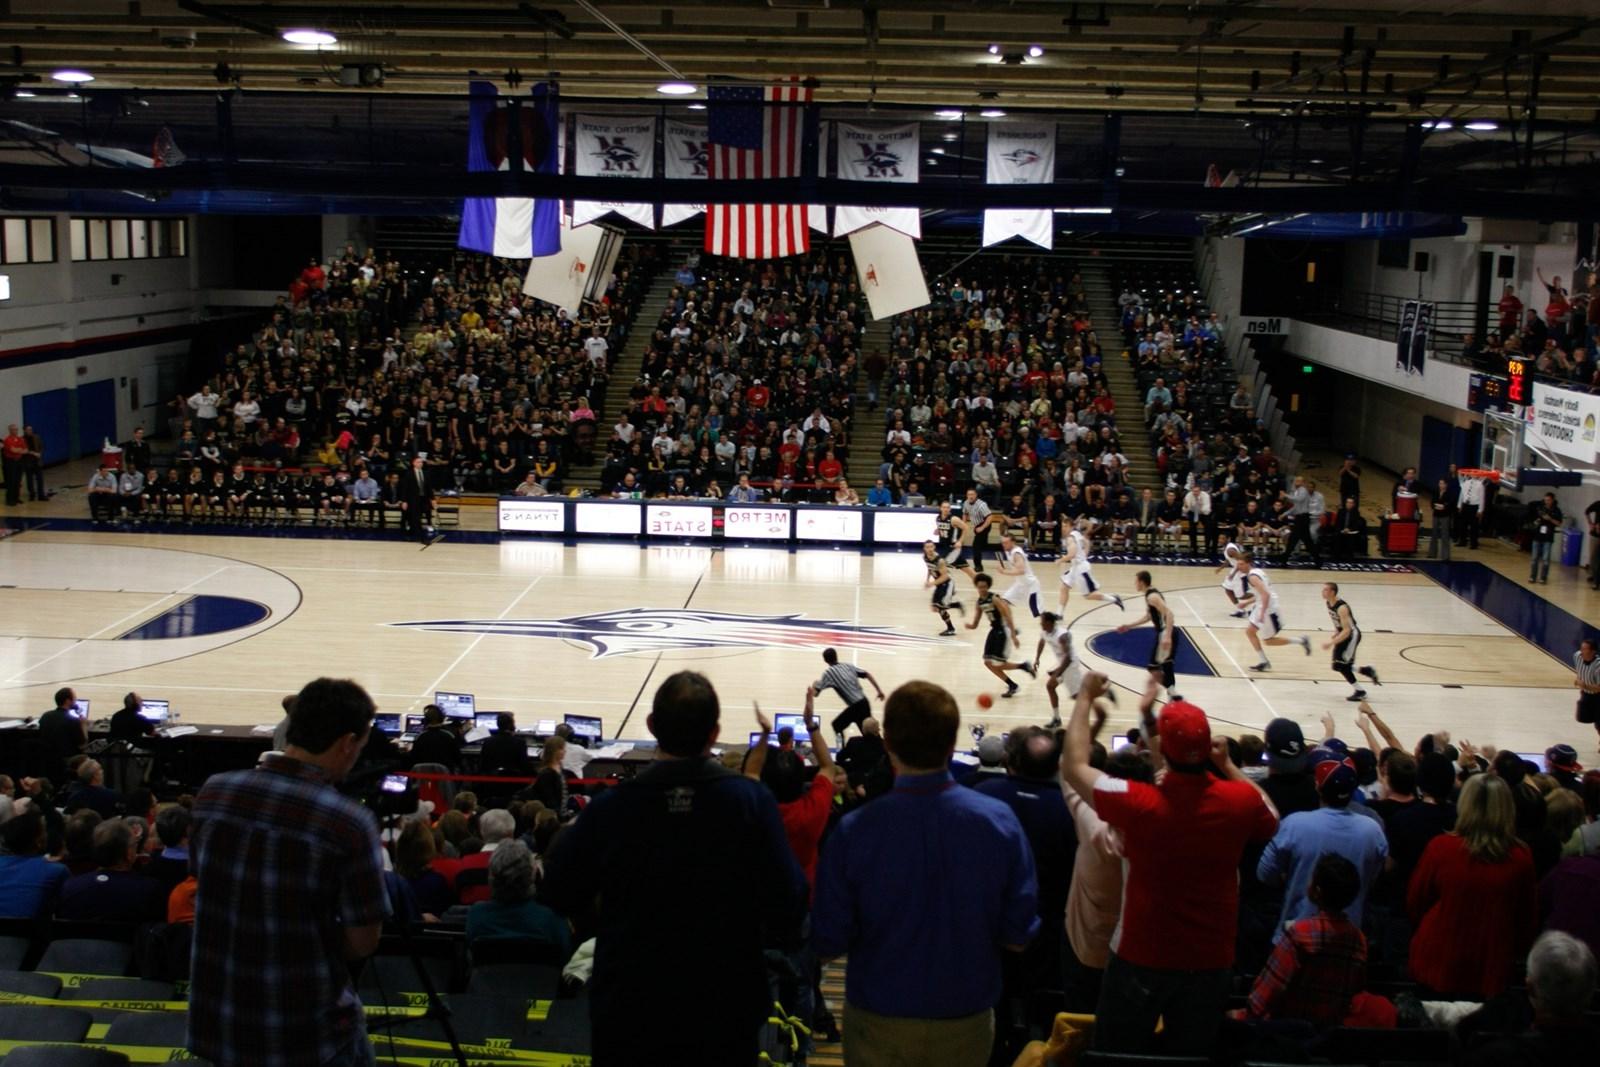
[1236,550,1310,670]
[1057,528,1125,613]
[996,533,1043,618]
[1033,611,1084,728]
[1217,540,1256,618]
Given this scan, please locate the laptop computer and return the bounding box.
[435,691,475,720]
[373,712,401,735]
[137,699,170,723]
[773,713,806,735]
[70,699,91,720]
[563,713,603,745]
[474,711,502,732]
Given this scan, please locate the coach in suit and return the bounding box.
[399,454,433,542]
[1331,497,1368,560]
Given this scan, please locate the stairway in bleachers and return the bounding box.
[560,269,683,492]
[845,317,894,493]
[1079,260,1165,495]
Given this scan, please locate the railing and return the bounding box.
[1297,289,1478,352]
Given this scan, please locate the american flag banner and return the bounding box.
[705,81,813,259]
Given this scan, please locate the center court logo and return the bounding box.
[388,608,942,659]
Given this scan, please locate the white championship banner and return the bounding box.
[662,119,707,228]
[849,222,930,320]
[572,115,657,229]
[982,122,1056,250]
[833,120,921,239]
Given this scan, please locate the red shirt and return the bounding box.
[1406,834,1536,998]
[455,848,494,905]
[817,457,843,482]
[746,385,771,410]
[779,773,834,889]
[2,434,25,461]
[1092,771,1277,970]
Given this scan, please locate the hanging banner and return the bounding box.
[524,218,611,314]
[809,121,831,235]
[981,122,1056,250]
[572,115,657,229]
[833,121,921,239]
[1396,300,1431,376]
[662,120,708,227]
[849,223,930,320]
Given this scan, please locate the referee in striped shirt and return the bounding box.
[812,648,886,746]
[1576,638,1600,750]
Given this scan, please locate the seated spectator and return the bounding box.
[395,817,454,917]
[1408,773,1538,998]
[0,806,67,918]
[147,804,193,893]
[455,807,516,906]
[466,840,572,955]
[64,759,122,819]
[1236,854,1368,1028]
[408,705,462,771]
[1256,757,1388,935]
[56,817,166,922]
[1463,931,1599,1066]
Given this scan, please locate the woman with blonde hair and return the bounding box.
[1407,773,1538,997]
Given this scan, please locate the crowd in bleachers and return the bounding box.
[1464,267,1600,392]
[597,249,866,501]
[88,243,659,527]
[4,662,1600,1066]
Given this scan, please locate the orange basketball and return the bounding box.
[977,692,994,709]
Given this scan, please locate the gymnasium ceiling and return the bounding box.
[3,0,1597,121]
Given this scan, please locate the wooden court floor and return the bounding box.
[1,528,1594,758]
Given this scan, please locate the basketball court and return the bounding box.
[2,527,1593,757]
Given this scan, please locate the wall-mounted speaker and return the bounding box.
[1413,251,1431,272]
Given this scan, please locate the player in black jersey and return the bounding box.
[1113,570,1181,702]
[932,501,975,575]
[1321,582,1380,701]
[966,573,1036,698]
[922,541,965,636]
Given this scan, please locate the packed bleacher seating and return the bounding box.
[3,672,1599,1066]
[597,249,865,500]
[90,244,659,528]
[1461,268,1600,393]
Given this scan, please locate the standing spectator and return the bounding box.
[1458,473,1487,550]
[1061,742,1149,1012]
[1331,496,1368,560]
[974,727,1075,995]
[813,680,1038,1067]
[1430,476,1458,560]
[543,672,806,1066]
[1337,455,1362,504]
[1407,773,1538,998]
[188,678,389,1067]
[1,424,24,506]
[1574,638,1600,751]
[1256,758,1388,935]
[1061,672,1278,1054]
[1584,495,1600,589]
[399,453,434,543]
[1529,492,1562,583]
[1497,284,1524,336]
[19,425,46,501]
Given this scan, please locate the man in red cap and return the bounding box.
[1061,671,1279,1055]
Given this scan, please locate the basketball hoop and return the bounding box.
[152,126,186,168]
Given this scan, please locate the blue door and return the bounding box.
[76,378,116,457]
[21,388,71,465]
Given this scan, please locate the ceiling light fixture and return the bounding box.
[51,69,94,83]
[980,108,1006,118]
[686,102,706,110]
[281,29,337,46]
[931,147,945,155]
[13,89,35,98]
[1421,119,1453,130]
[942,132,958,141]
[987,44,1001,55]
[1027,45,1044,58]
[935,109,963,119]
[1054,207,1114,215]
[656,81,698,95]
[1464,120,1498,131]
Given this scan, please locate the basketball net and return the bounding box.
[152,127,186,168]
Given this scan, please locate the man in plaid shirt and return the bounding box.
[1239,854,1368,1028]
[188,678,390,1067]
